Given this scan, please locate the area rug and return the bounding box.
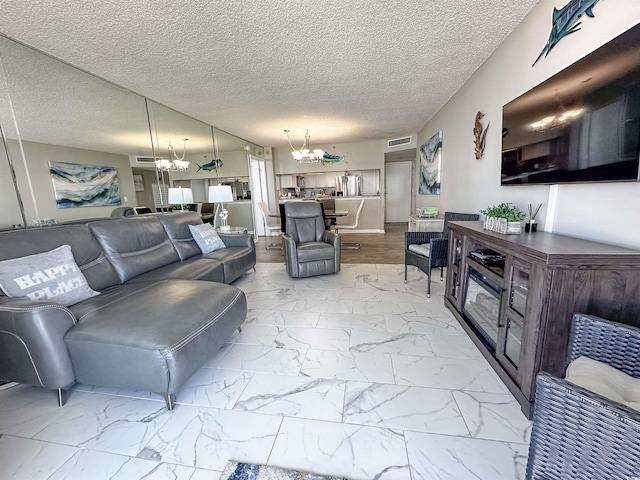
[220,461,352,480]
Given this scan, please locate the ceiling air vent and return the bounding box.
[135,156,156,164]
[387,136,412,148]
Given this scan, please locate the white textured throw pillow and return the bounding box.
[0,245,99,306]
[566,356,640,412]
[189,223,226,253]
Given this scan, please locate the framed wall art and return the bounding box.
[50,161,121,208]
[419,131,442,195]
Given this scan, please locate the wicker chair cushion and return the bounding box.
[566,356,640,411]
[408,243,431,257]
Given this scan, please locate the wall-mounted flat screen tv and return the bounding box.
[501,24,640,185]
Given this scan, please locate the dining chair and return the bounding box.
[335,198,365,249]
[319,198,336,229]
[258,201,283,250]
[199,202,216,224]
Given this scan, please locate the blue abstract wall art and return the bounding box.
[50,161,121,208]
[419,131,442,195]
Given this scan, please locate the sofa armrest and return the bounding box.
[323,230,341,273]
[219,233,255,249]
[282,234,298,276]
[429,237,449,262]
[0,296,77,389]
[526,372,640,480]
[568,313,640,378]
[322,230,339,246]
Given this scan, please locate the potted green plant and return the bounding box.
[480,203,525,234]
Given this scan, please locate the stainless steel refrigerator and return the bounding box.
[335,175,361,197]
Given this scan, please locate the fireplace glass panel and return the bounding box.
[509,268,529,317]
[463,268,501,349]
[504,319,523,368]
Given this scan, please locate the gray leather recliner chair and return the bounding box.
[282,201,341,278]
[110,206,134,217]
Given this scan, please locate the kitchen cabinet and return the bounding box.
[278,175,296,188]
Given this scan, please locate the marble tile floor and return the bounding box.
[0,263,531,480]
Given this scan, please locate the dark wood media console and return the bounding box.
[445,221,640,418]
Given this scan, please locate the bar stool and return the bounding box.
[335,198,365,249]
[259,202,283,250]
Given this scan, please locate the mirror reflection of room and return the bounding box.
[0,35,153,228]
[0,36,262,235]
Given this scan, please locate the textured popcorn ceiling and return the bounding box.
[0,0,540,149]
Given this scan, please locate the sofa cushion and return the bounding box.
[297,242,336,262]
[408,243,431,257]
[566,356,640,411]
[157,212,203,260]
[0,223,120,291]
[0,245,99,306]
[189,224,226,253]
[89,216,180,283]
[125,257,225,283]
[66,280,247,394]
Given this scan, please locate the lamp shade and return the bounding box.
[208,185,234,203]
[167,187,193,204]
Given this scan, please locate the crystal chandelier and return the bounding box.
[285,129,325,164]
[155,138,189,171]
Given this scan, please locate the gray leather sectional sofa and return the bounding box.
[0,212,255,409]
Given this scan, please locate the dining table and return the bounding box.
[274,202,349,233]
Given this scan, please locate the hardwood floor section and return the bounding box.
[254,223,406,264]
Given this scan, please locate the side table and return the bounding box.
[408,215,444,232]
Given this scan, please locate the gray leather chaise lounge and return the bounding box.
[0,212,255,409]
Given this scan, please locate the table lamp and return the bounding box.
[208,185,234,231]
[167,186,194,212]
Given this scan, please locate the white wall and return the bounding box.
[274,136,417,174]
[417,0,640,248]
[7,140,136,225]
[274,139,386,175]
[274,136,416,223]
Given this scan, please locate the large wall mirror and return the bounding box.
[146,100,216,211]
[0,35,152,227]
[0,35,262,233]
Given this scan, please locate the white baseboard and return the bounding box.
[336,229,384,234]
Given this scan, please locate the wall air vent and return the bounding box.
[387,136,412,148]
[135,156,156,164]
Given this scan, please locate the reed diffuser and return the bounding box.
[526,203,542,233]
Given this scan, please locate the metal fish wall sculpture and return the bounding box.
[473,112,489,160]
[321,152,346,165]
[196,159,223,172]
[533,0,600,66]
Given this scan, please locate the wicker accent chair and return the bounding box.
[404,211,479,297]
[525,313,640,480]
